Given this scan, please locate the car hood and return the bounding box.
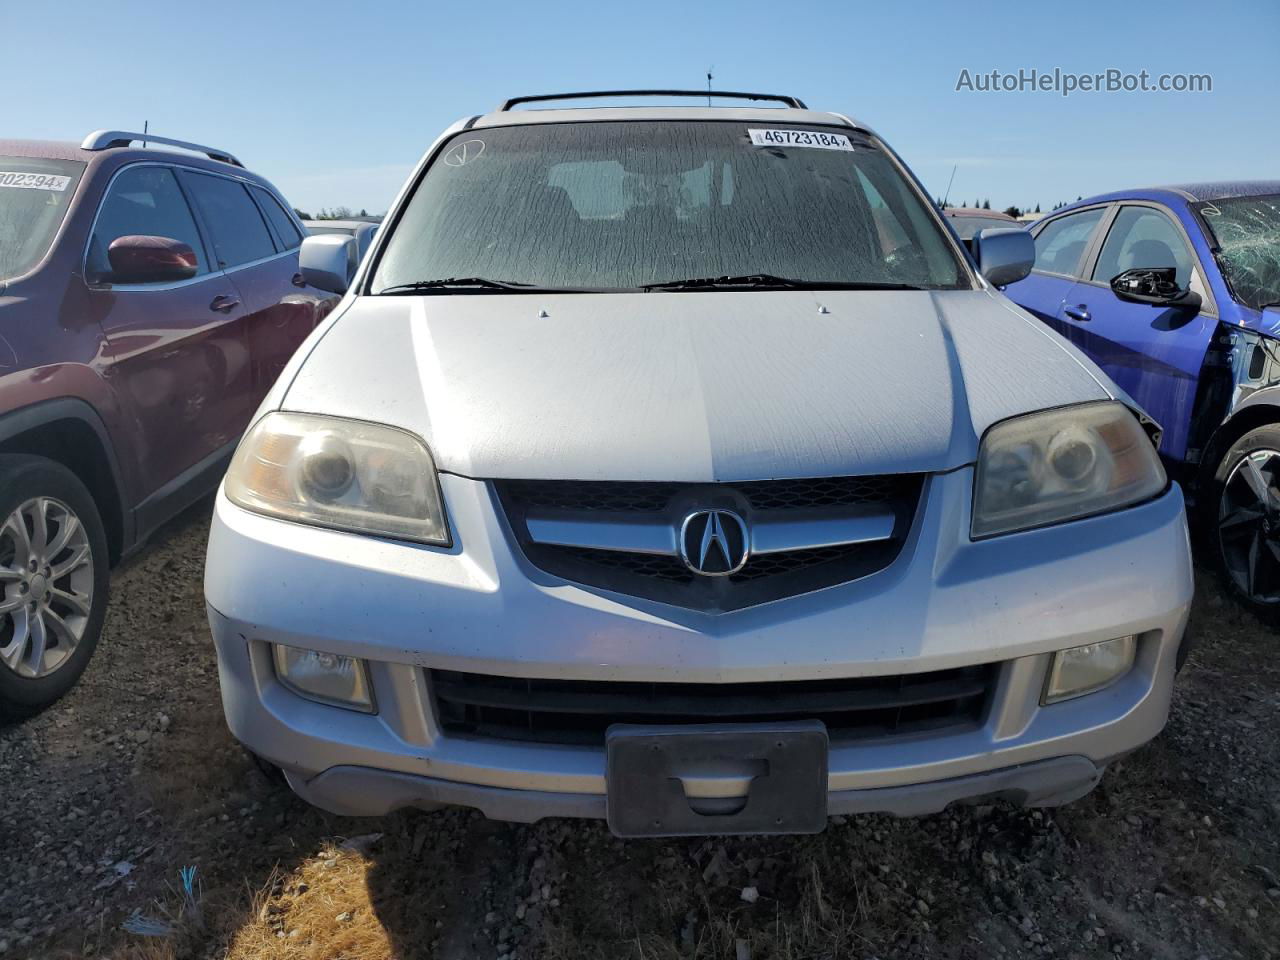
[280,289,1112,481]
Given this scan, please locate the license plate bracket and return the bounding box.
[605,720,828,837]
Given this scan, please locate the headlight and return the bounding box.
[225,412,450,544]
[1042,635,1136,704]
[273,643,373,712]
[972,402,1165,538]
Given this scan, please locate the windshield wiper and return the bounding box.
[377,277,536,295]
[640,274,926,292]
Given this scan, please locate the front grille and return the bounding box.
[430,665,994,746]
[550,542,877,586]
[495,475,923,610]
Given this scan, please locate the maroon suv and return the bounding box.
[0,130,339,717]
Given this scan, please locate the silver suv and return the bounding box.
[206,91,1193,837]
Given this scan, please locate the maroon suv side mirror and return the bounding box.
[106,235,198,284]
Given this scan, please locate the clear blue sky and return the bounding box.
[7,0,1276,214]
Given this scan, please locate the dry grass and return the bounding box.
[106,846,397,960]
[225,848,394,960]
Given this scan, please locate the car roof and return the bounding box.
[0,136,259,179]
[468,106,870,134]
[1047,180,1280,217]
[0,139,89,162]
[302,220,376,230]
[945,207,1016,219]
[1156,181,1280,202]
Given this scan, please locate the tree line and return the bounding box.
[934,197,1086,218]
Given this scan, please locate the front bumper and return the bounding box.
[206,468,1193,821]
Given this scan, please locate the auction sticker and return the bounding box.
[0,171,71,191]
[748,129,854,151]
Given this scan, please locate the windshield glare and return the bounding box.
[1197,195,1280,311]
[0,157,84,282]
[372,121,966,292]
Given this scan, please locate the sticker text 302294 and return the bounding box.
[747,129,854,151]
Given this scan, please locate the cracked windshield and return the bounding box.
[1198,194,1280,310]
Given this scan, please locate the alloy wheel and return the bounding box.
[0,497,94,679]
[1218,448,1280,605]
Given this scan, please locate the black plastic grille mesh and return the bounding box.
[502,476,903,513]
[431,665,994,746]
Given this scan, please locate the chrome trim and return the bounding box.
[525,506,896,558]
[82,160,295,287]
[679,509,749,577]
[81,129,243,167]
[526,515,675,555]
[100,250,295,293]
[223,249,295,276]
[95,273,222,293]
[750,510,896,554]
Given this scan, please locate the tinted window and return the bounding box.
[372,121,965,291]
[1092,206,1193,288]
[87,165,206,281]
[1032,208,1105,276]
[185,173,275,268]
[0,156,84,282]
[252,186,303,249]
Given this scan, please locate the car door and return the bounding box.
[1002,206,1109,347]
[85,162,255,497]
[1058,203,1218,460]
[180,172,328,406]
[247,184,337,383]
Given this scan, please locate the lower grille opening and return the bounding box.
[430,665,994,746]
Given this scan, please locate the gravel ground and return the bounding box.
[0,501,1277,960]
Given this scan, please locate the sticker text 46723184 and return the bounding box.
[747,129,854,151]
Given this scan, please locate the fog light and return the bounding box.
[1042,635,1136,704]
[272,644,374,712]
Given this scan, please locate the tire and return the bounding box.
[0,455,110,720]
[1205,424,1280,621]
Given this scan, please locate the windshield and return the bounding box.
[1196,194,1280,311]
[0,156,84,282]
[948,214,1014,240]
[371,121,966,292]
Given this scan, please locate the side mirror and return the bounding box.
[106,235,198,284]
[1110,267,1202,311]
[973,227,1034,287]
[299,234,356,294]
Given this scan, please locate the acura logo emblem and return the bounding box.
[679,509,749,577]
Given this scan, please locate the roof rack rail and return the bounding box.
[497,90,808,111]
[80,130,243,168]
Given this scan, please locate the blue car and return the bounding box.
[1004,182,1280,615]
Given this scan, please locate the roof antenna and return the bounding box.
[706,67,714,106]
[941,163,957,208]
[143,120,148,150]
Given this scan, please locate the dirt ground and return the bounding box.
[1,501,1277,960]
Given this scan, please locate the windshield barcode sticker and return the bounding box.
[0,172,71,191]
[748,129,854,151]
